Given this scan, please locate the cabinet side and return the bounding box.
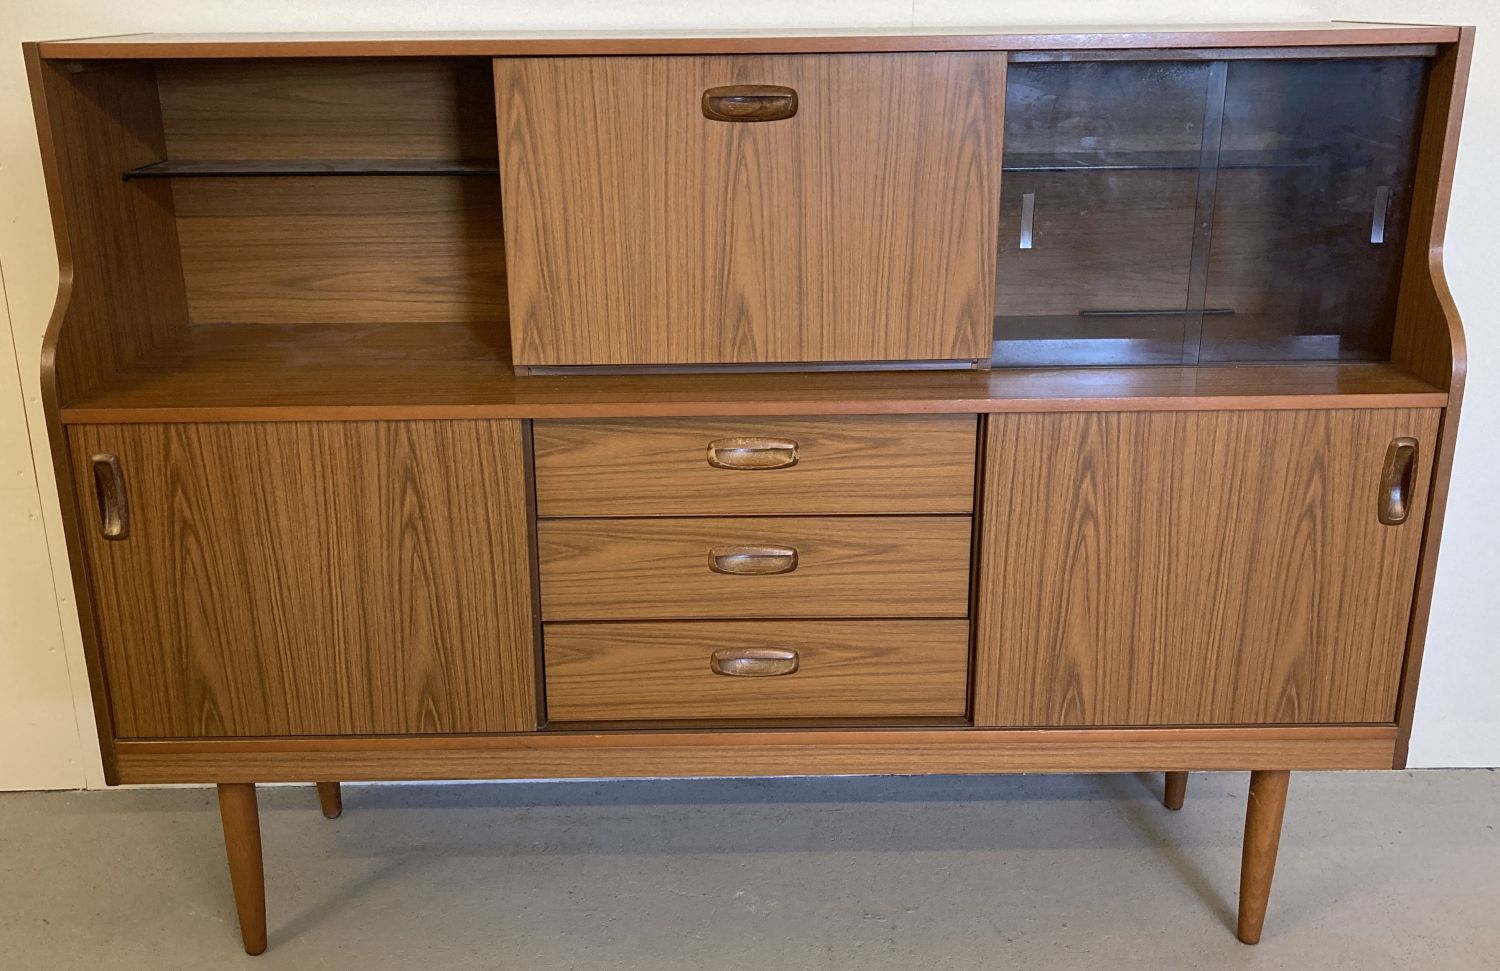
[1390,27,1475,766]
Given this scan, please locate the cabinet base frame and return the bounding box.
[115,725,1394,785]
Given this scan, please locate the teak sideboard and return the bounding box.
[25,21,1471,955]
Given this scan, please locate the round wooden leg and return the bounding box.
[217,783,267,955]
[1237,770,1291,945]
[1163,771,1188,810]
[316,781,343,819]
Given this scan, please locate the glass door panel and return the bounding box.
[1199,57,1428,363]
[994,61,1211,366]
[994,52,1431,368]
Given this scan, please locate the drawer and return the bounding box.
[544,620,970,722]
[533,415,977,516]
[538,516,971,620]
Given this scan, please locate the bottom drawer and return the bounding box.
[544,620,970,722]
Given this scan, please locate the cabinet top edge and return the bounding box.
[32,23,1464,60]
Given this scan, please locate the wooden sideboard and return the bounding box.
[25,22,1471,955]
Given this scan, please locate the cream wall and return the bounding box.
[0,1,1494,788]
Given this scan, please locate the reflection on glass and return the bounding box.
[993,55,1429,368]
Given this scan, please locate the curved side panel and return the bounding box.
[24,47,190,782]
[1390,27,1475,766]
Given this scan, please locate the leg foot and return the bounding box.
[217,783,267,955]
[1163,771,1188,810]
[316,781,343,819]
[1237,770,1291,945]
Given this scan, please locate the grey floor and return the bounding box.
[1,771,1496,970]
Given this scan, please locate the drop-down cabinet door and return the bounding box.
[68,421,539,739]
[496,53,1006,368]
[973,409,1439,727]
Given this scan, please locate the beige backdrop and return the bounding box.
[1,1,1495,788]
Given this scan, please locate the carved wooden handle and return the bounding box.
[708,546,798,576]
[706,437,799,470]
[1378,437,1419,526]
[91,453,130,541]
[710,648,800,677]
[702,85,798,122]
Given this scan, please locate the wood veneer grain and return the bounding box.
[538,516,972,621]
[56,321,1448,423]
[543,620,970,721]
[156,58,498,161]
[497,53,1004,366]
[68,420,538,738]
[36,25,1464,60]
[110,725,1399,784]
[973,408,1440,727]
[174,177,504,325]
[1390,28,1474,766]
[533,415,977,516]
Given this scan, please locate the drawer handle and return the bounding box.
[708,546,798,576]
[1378,437,1419,526]
[706,438,799,470]
[710,648,800,677]
[702,85,798,123]
[90,453,130,541]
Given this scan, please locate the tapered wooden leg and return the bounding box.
[1163,771,1188,810]
[1237,770,1291,945]
[316,781,343,819]
[217,783,267,956]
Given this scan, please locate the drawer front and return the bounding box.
[538,516,971,620]
[496,53,1005,366]
[534,415,977,516]
[544,620,970,721]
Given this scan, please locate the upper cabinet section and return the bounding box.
[995,51,1432,367]
[496,53,1006,369]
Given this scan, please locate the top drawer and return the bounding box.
[495,53,1006,367]
[533,415,977,516]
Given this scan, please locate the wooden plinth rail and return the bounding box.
[113,726,1396,784]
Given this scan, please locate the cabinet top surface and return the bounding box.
[34,22,1462,59]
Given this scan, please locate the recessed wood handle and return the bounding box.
[1378,437,1419,526]
[708,546,798,576]
[702,85,798,122]
[706,438,799,470]
[91,453,130,541]
[710,647,800,677]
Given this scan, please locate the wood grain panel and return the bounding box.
[974,409,1439,727]
[38,25,1464,60]
[539,516,971,620]
[30,57,188,405]
[68,421,538,738]
[58,320,1448,424]
[110,725,1400,784]
[157,58,497,160]
[497,53,1004,366]
[1391,29,1474,765]
[173,177,504,324]
[544,620,969,721]
[533,415,976,516]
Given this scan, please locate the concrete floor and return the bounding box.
[1,771,1496,969]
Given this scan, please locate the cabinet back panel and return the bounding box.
[156,58,498,160]
[174,176,505,324]
[974,408,1439,726]
[68,420,538,738]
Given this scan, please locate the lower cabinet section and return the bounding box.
[973,408,1440,727]
[68,420,539,738]
[543,620,971,722]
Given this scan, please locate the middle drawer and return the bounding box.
[538,516,972,621]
